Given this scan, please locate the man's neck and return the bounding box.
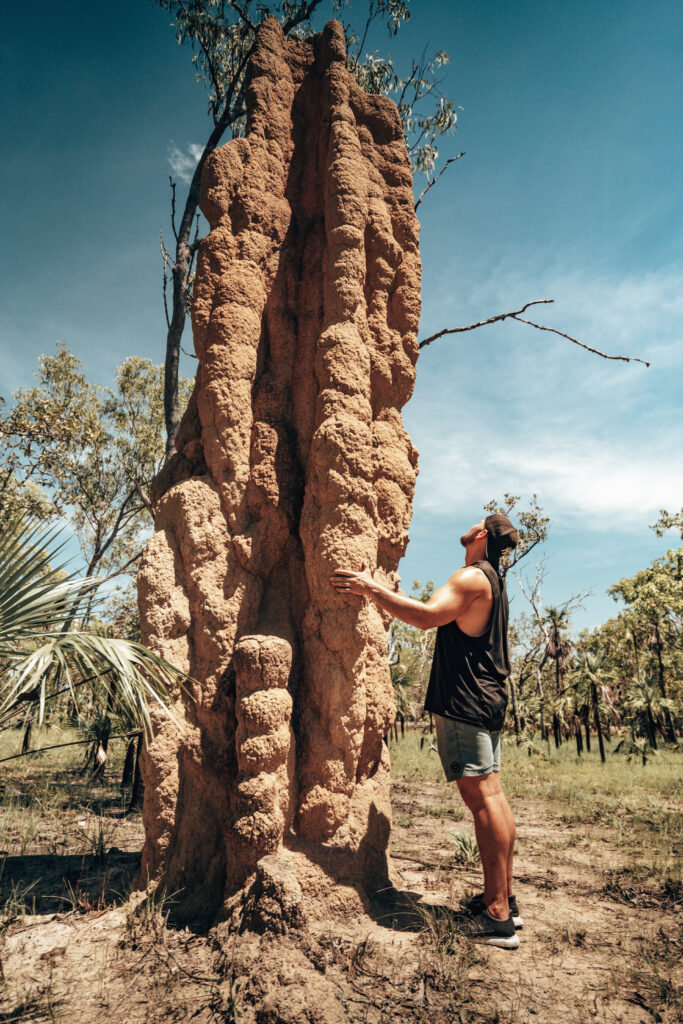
[464,543,487,566]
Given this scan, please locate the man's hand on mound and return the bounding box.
[330,560,374,597]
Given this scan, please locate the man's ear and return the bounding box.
[477,528,488,541]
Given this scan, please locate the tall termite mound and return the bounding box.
[137,16,421,928]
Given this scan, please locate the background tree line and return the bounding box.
[387,503,681,762]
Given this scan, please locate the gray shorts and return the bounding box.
[435,714,501,781]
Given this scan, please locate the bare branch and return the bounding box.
[512,315,651,367]
[514,567,549,640]
[350,0,378,68]
[282,0,325,34]
[135,482,154,519]
[188,212,203,274]
[226,0,257,34]
[419,298,650,366]
[169,177,178,241]
[105,549,145,581]
[397,58,418,108]
[414,153,465,211]
[181,345,199,360]
[419,300,554,348]
[94,487,139,567]
[160,231,171,329]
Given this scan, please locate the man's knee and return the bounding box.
[457,770,501,809]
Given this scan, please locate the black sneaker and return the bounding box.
[456,907,520,949]
[463,892,524,930]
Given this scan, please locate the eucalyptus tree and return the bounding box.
[651,507,683,541]
[0,344,191,623]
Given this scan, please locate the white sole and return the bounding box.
[513,915,524,929]
[474,933,520,949]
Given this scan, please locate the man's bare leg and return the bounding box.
[457,772,514,920]
[496,780,516,900]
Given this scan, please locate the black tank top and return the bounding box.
[424,560,511,731]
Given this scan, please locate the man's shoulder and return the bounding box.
[448,565,493,596]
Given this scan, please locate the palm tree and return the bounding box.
[389,662,415,739]
[621,680,675,751]
[574,651,612,763]
[646,622,677,743]
[544,606,572,748]
[0,516,187,762]
[569,658,592,754]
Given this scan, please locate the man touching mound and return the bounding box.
[331,514,521,949]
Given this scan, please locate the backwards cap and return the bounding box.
[484,513,519,572]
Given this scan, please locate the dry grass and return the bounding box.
[0,724,680,1023]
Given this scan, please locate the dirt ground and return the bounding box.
[0,737,680,1024]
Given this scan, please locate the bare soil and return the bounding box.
[1,748,680,1024]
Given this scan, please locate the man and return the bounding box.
[330,514,521,950]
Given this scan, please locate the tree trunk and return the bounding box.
[630,633,641,682]
[653,637,677,743]
[582,707,591,752]
[508,674,521,740]
[591,682,606,763]
[121,737,137,789]
[128,734,144,814]
[139,19,421,931]
[536,655,548,741]
[21,714,32,754]
[552,713,561,749]
[574,716,583,756]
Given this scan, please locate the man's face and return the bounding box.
[459,519,486,549]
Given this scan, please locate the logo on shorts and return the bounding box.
[450,760,462,775]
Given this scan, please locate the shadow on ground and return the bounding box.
[0,849,141,912]
[369,886,456,931]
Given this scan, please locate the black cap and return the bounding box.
[484,513,519,571]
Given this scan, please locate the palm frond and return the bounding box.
[0,516,102,649]
[0,514,190,739]
[2,632,184,739]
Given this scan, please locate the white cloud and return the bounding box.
[167,142,205,184]
[414,430,683,529]
[409,260,683,531]
[422,256,683,376]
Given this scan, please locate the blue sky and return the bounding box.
[1,0,681,631]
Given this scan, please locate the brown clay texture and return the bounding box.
[137,16,421,924]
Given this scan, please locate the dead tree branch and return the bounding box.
[512,314,650,366]
[169,177,178,240]
[414,153,465,211]
[160,231,172,329]
[419,299,650,366]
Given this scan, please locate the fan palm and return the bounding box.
[574,650,614,763]
[621,680,675,749]
[0,515,188,742]
[389,662,415,737]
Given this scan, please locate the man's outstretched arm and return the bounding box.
[330,561,488,631]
